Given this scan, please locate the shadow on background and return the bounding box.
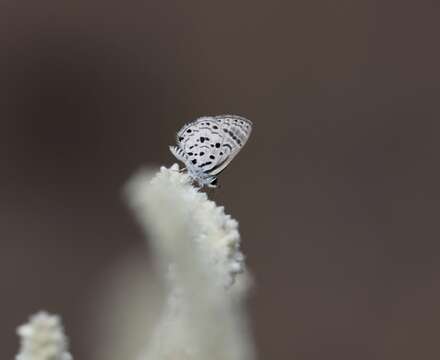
[1,0,439,359]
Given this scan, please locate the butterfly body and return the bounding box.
[170,115,252,188]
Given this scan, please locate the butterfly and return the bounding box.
[170,115,253,188]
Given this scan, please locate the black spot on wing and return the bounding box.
[205,156,230,175]
[228,130,242,145]
[198,161,213,168]
[197,125,220,135]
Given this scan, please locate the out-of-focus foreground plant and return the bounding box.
[14,164,255,360]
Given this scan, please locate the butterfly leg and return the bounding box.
[207,185,220,201]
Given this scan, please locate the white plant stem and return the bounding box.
[125,164,255,360]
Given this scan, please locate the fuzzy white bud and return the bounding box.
[16,311,72,360]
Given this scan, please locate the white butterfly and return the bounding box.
[170,115,253,188]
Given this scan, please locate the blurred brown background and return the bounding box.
[1,0,440,359]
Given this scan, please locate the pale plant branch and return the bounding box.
[125,164,255,360]
[14,164,255,360]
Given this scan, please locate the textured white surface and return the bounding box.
[125,164,255,360]
[16,311,72,360]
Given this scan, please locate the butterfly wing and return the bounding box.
[169,145,188,164]
[172,116,224,173]
[171,115,252,177]
[205,115,252,176]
